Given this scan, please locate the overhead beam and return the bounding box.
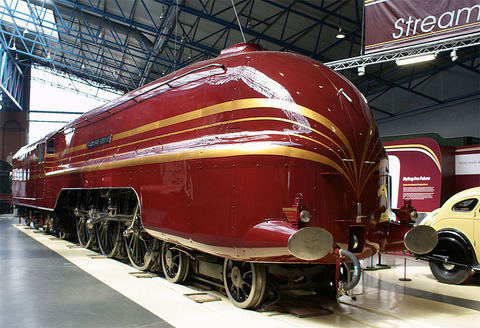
[325,32,480,70]
[152,0,331,62]
[0,43,24,110]
[139,0,184,86]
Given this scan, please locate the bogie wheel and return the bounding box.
[96,220,123,258]
[161,242,190,283]
[58,229,70,240]
[76,216,96,248]
[428,239,473,285]
[44,216,54,234]
[124,218,154,271]
[223,259,266,309]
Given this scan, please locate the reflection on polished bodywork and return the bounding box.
[11,43,426,308]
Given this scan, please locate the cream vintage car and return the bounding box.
[419,187,480,284]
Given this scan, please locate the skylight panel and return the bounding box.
[1,0,59,40]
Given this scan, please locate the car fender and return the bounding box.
[428,229,476,267]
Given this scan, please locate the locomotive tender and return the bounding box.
[12,43,434,309]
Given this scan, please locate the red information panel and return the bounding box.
[384,138,454,213]
[364,0,480,54]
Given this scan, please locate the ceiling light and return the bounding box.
[358,65,365,76]
[396,53,436,66]
[451,49,458,61]
[336,27,345,39]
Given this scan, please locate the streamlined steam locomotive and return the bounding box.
[12,43,435,309]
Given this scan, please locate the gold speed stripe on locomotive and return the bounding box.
[60,117,353,179]
[59,98,354,161]
[55,98,359,187]
[357,120,382,194]
[49,131,358,190]
[46,142,347,179]
[53,118,357,189]
[49,98,379,193]
[34,132,356,186]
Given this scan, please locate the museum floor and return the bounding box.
[1,213,479,328]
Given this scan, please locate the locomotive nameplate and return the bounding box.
[87,135,112,149]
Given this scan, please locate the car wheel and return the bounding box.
[429,260,472,284]
[428,238,473,284]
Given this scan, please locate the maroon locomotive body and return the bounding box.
[12,43,433,308]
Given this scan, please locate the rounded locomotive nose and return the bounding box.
[404,225,438,255]
[287,227,334,261]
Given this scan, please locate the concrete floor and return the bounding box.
[1,213,479,328]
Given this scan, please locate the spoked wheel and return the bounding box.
[76,216,95,248]
[124,217,154,271]
[96,220,123,258]
[161,242,190,283]
[223,259,266,309]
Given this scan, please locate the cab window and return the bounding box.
[38,143,46,163]
[452,198,478,212]
[47,139,55,154]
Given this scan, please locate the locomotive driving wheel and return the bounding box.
[223,259,266,309]
[96,220,123,258]
[76,215,95,248]
[161,242,190,283]
[124,215,154,271]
